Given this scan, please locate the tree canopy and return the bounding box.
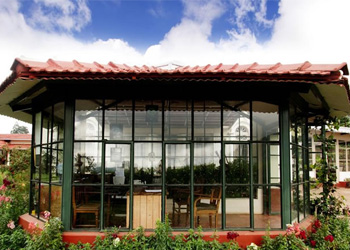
[10,122,29,134]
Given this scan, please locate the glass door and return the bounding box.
[104,143,131,228]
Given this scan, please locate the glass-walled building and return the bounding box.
[1,58,349,232]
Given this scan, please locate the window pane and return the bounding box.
[104,186,129,228]
[35,112,42,145]
[299,184,305,221]
[291,145,297,183]
[253,102,279,141]
[167,186,190,228]
[223,101,250,141]
[51,185,62,218]
[194,143,221,184]
[74,142,102,184]
[226,186,250,228]
[291,185,298,222]
[135,100,162,141]
[39,183,50,219]
[75,100,103,140]
[40,146,50,182]
[254,186,281,229]
[164,100,192,141]
[134,143,162,185]
[105,144,130,185]
[166,144,190,184]
[298,147,303,182]
[30,182,39,217]
[52,102,65,142]
[51,143,63,184]
[42,107,52,144]
[226,144,249,184]
[104,100,132,141]
[194,101,221,141]
[72,186,101,228]
[33,146,40,180]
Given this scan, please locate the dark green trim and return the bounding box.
[62,99,75,230]
[280,103,291,229]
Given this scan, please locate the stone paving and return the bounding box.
[311,186,350,207]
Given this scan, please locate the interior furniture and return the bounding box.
[72,186,100,228]
[194,186,222,228]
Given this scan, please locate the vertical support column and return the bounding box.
[280,103,291,229]
[62,99,75,230]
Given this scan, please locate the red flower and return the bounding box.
[299,230,307,240]
[112,233,118,239]
[227,231,239,240]
[3,179,11,187]
[312,228,317,234]
[314,220,321,229]
[325,235,334,242]
[310,240,317,247]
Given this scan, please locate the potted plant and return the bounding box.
[344,178,350,188]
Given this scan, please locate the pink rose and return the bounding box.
[7,220,15,230]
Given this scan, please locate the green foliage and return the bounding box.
[260,233,307,250]
[0,227,29,250]
[10,122,29,134]
[26,217,65,250]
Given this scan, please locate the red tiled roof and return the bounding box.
[0,134,31,141]
[8,58,348,80]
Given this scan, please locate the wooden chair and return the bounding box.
[194,186,222,228]
[172,189,190,226]
[72,187,100,228]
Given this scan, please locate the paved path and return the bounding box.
[311,187,350,207]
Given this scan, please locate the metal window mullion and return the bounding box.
[249,142,254,229]
[190,100,194,228]
[100,142,106,229]
[29,113,36,216]
[129,99,135,230]
[62,99,75,230]
[221,104,225,229]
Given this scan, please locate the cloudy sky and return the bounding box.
[0,0,349,133]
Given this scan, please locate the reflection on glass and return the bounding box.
[72,186,101,228]
[134,143,162,185]
[194,143,221,184]
[194,185,222,229]
[75,100,103,140]
[167,186,190,228]
[30,182,39,216]
[165,100,192,141]
[52,102,65,142]
[33,146,40,180]
[40,147,50,182]
[298,147,304,182]
[225,144,249,184]
[299,184,305,221]
[105,100,132,141]
[35,112,42,145]
[105,144,130,185]
[291,185,298,222]
[225,186,250,228]
[270,145,280,184]
[223,101,250,141]
[166,144,190,184]
[50,185,62,218]
[194,101,221,141]
[135,100,162,141]
[104,186,129,228]
[74,143,102,184]
[51,143,63,183]
[291,145,297,183]
[253,102,279,141]
[42,108,51,144]
[39,183,50,219]
[254,186,281,229]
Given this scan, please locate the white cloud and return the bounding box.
[1,0,350,133]
[28,0,91,32]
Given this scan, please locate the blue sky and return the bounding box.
[0,0,349,133]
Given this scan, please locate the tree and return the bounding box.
[10,122,29,134]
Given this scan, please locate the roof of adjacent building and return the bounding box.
[0,58,349,122]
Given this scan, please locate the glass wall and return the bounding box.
[290,105,310,223]
[30,103,64,219]
[31,98,309,231]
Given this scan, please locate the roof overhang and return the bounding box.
[0,58,349,123]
